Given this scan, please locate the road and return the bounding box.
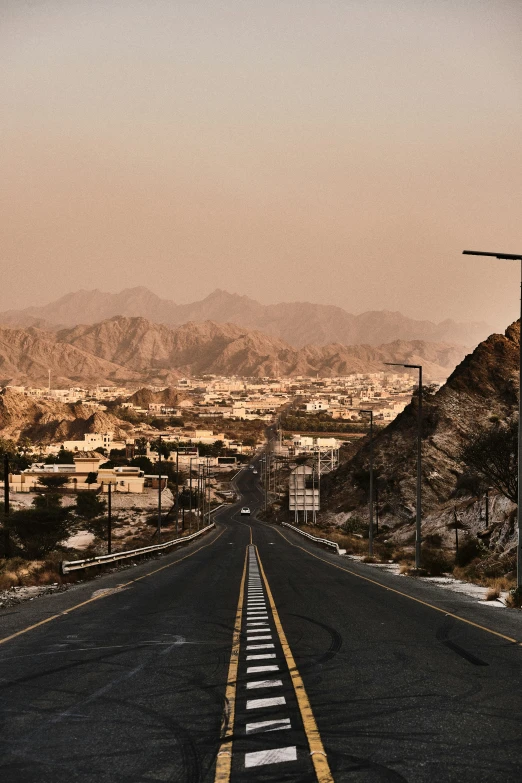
[1,465,522,782]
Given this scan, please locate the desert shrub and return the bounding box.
[6,508,73,558]
[76,491,107,520]
[506,587,522,608]
[455,537,485,567]
[424,533,442,548]
[37,474,70,490]
[420,547,452,576]
[342,516,367,536]
[454,472,484,498]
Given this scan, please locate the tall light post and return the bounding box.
[385,362,423,569]
[157,434,162,544]
[346,407,374,555]
[189,457,195,531]
[463,248,522,590]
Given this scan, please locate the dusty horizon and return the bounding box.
[0,283,498,329]
[2,0,521,331]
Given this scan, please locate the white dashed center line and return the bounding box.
[244,746,297,767]
[233,547,299,773]
[246,679,283,689]
[246,696,286,710]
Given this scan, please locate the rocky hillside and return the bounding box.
[0,388,132,444]
[0,317,466,385]
[0,287,491,348]
[59,317,465,381]
[126,387,179,408]
[323,321,520,523]
[0,326,142,387]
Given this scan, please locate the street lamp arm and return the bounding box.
[463,250,522,260]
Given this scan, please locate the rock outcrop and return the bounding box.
[0,389,131,444]
[323,321,520,523]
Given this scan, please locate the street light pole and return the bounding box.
[463,249,522,590]
[107,481,112,555]
[346,407,374,556]
[385,362,423,569]
[157,434,162,544]
[189,457,193,531]
[3,454,11,558]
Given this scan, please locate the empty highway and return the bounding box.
[1,466,522,782]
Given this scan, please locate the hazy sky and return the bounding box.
[2,0,522,328]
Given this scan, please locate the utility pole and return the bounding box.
[157,435,162,544]
[175,448,179,535]
[189,457,193,531]
[385,363,423,569]
[3,455,10,558]
[207,457,210,525]
[107,481,112,555]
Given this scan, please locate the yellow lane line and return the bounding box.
[0,526,226,647]
[256,546,334,783]
[273,527,519,645]
[214,548,248,783]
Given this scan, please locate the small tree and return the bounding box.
[86,471,98,488]
[460,419,517,503]
[76,491,107,520]
[6,505,73,558]
[38,474,70,491]
[130,456,153,473]
[33,492,63,511]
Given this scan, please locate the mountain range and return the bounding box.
[0,317,467,386]
[0,287,491,349]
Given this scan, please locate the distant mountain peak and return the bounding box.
[0,287,493,350]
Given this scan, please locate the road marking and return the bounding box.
[256,545,334,783]
[247,653,276,660]
[274,527,519,645]
[247,643,274,650]
[246,679,283,689]
[245,746,297,767]
[214,548,248,783]
[246,718,291,734]
[246,696,286,709]
[247,635,272,641]
[0,525,226,648]
[247,664,279,673]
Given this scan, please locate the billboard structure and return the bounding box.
[289,464,319,525]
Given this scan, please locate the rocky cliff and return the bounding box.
[0,389,132,444]
[323,321,520,526]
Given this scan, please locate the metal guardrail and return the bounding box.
[281,522,346,555]
[61,518,219,574]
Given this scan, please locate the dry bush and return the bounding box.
[420,548,452,576]
[485,586,500,601]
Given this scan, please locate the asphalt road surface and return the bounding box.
[1,464,522,782]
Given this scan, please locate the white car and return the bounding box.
[240,507,251,515]
[252,469,258,474]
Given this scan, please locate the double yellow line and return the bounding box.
[215,544,334,783]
